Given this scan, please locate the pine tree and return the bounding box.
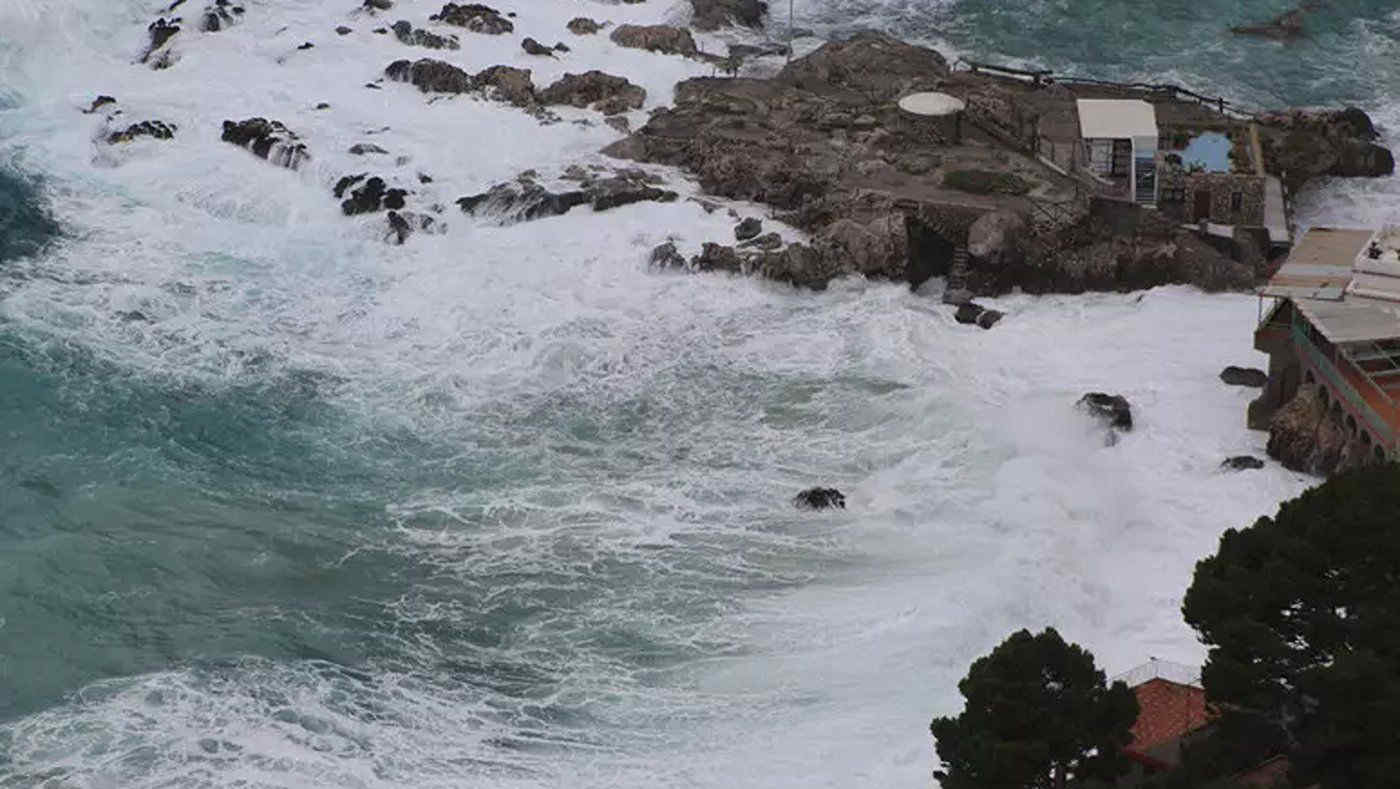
[931,627,1139,789]
[1181,463,1400,787]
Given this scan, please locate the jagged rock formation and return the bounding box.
[521,38,555,57]
[334,174,407,215]
[431,3,513,35]
[391,20,460,49]
[689,0,766,30]
[1256,108,1395,191]
[538,71,645,114]
[567,17,602,35]
[608,24,698,57]
[456,169,677,224]
[83,95,118,114]
[220,118,309,169]
[200,0,244,31]
[953,302,1004,329]
[1265,385,1390,475]
[384,59,537,108]
[106,120,177,143]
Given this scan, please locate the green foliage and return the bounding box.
[942,169,1032,196]
[1181,463,1400,788]
[930,627,1139,789]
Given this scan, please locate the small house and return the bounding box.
[1077,99,1159,205]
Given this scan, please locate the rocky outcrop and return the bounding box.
[793,487,845,510]
[1267,385,1351,474]
[431,3,513,34]
[106,120,177,144]
[609,24,698,57]
[567,17,602,35]
[142,17,182,66]
[538,71,645,114]
[650,241,687,268]
[456,169,677,224]
[334,174,407,215]
[200,0,244,32]
[385,59,537,108]
[1221,366,1268,387]
[391,20,460,49]
[1257,108,1394,191]
[690,0,766,31]
[962,209,1027,295]
[83,95,118,114]
[521,37,555,56]
[221,118,309,169]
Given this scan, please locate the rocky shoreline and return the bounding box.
[95,0,1392,298]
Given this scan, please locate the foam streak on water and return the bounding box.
[0,0,1389,786]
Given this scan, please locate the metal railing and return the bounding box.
[1112,658,1201,689]
[1291,320,1400,454]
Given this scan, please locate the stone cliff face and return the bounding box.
[1267,385,1390,476]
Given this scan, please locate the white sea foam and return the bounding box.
[0,0,1385,786]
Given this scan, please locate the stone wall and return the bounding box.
[1157,169,1266,226]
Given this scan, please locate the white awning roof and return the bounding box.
[1076,99,1157,140]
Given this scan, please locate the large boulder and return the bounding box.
[963,209,1027,295]
[819,214,908,278]
[609,24,697,57]
[953,302,1004,330]
[475,65,537,107]
[538,71,645,113]
[431,2,513,34]
[690,0,767,31]
[1221,366,1268,387]
[1267,385,1348,474]
[1257,107,1395,191]
[221,118,309,170]
[567,17,601,35]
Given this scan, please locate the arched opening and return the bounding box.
[1376,445,1388,463]
[1347,414,1358,434]
[1305,370,1316,385]
[1361,431,1372,447]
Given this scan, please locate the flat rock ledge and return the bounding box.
[221,118,309,169]
[457,168,678,224]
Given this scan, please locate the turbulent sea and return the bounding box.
[0,0,1396,786]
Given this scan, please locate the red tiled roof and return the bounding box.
[1126,678,1213,753]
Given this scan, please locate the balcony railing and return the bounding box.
[1291,321,1400,454]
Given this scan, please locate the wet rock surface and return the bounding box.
[567,17,602,35]
[608,24,698,57]
[1221,455,1266,471]
[734,217,762,241]
[385,59,539,108]
[221,118,309,169]
[1220,366,1268,387]
[690,0,766,31]
[457,169,677,224]
[1257,107,1395,191]
[522,37,555,56]
[952,302,1004,329]
[539,71,645,113]
[106,120,177,143]
[793,487,845,510]
[1077,392,1133,437]
[392,20,460,49]
[432,3,513,35]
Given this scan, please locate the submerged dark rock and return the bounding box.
[339,175,408,215]
[952,302,1004,330]
[734,217,762,241]
[1222,455,1266,471]
[793,487,845,510]
[521,37,555,56]
[84,95,118,114]
[220,118,309,170]
[1077,393,1133,432]
[1220,366,1268,387]
[567,17,601,34]
[649,240,686,269]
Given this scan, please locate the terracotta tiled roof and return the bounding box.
[1126,678,1213,753]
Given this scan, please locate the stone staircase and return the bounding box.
[942,245,972,304]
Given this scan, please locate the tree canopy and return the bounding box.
[1181,463,1400,787]
[931,627,1139,789]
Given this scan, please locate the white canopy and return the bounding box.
[1076,99,1157,140]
